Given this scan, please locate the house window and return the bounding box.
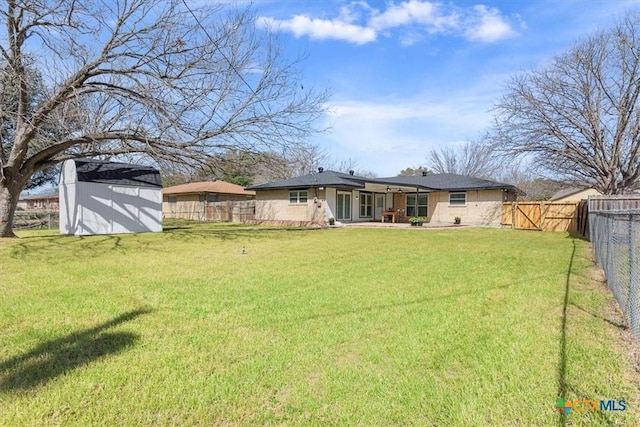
[406,194,428,217]
[359,192,373,218]
[449,192,467,206]
[207,194,218,203]
[168,196,177,204]
[289,190,308,204]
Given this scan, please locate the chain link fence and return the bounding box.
[13,210,58,230]
[589,196,640,340]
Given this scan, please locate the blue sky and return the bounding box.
[251,0,640,176]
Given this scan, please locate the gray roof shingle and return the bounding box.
[74,159,162,188]
[247,170,367,190]
[249,170,520,193]
[377,173,516,191]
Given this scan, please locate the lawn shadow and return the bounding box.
[556,240,575,426]
[0,308,152,393]
[8,233,155,261]
[555,240,617,426]
[10,234,107,256]
[7,224,319,260]
[567,230,590,242]
[162,225,193,231]
[570,302,627,330]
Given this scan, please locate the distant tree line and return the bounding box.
[161,145,376,188]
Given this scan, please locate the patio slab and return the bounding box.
[334,221,470,229]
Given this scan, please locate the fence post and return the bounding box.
[630,215,639,339]
[607,215,613,282]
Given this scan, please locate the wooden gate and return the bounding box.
[502,202,579,232]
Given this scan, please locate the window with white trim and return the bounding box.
[289,190,308,204]
[449,192,467,206]
[359,192,373,218]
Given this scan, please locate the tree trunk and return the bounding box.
[0,180,23,238]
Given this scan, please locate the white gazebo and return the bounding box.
[59,159,163,235]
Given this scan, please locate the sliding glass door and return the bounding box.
[336,191,351,221]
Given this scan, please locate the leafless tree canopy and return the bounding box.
[160,143,373,188]
[492,11,640,195]
[426,140,499,178]
[266,146,373,181]
[0,0,328,236]
[397,166,431,176]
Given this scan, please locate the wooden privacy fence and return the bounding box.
[164,200,255,222]
[588,195,640,211]
[502,201,583,232]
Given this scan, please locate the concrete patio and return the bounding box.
[333,221,471,229]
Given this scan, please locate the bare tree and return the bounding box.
[426,139,499,178]
[158,143,372,187]
[491,160,565,200]
[0,0,327,237]
[492,12,640,195]
[268,143,331,180]
[259,146,375,182]
[397,166,430,176]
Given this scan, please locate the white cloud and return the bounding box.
[259,1,520,45]
[369,0,456,32]
[338,1,373,24]
[368,1,421,29]
[314,94,493,175]
[463,5,518,42]
[257,15,376,45]
[399,31,426,46]
[329,101,446,125]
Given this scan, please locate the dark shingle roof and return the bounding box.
[74,160,162,188]
[249,170,520,193]
[247,170,368,190]
[378,173,517,191]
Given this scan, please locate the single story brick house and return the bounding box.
[247,169,522,226]
[18,187,59,211]
[163,180,255,221]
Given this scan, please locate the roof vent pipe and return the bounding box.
[349,170,354,176]
[318,167,324,173]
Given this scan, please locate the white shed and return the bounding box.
[59,159,163,235]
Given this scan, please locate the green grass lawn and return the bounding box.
[0,223,638,426]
